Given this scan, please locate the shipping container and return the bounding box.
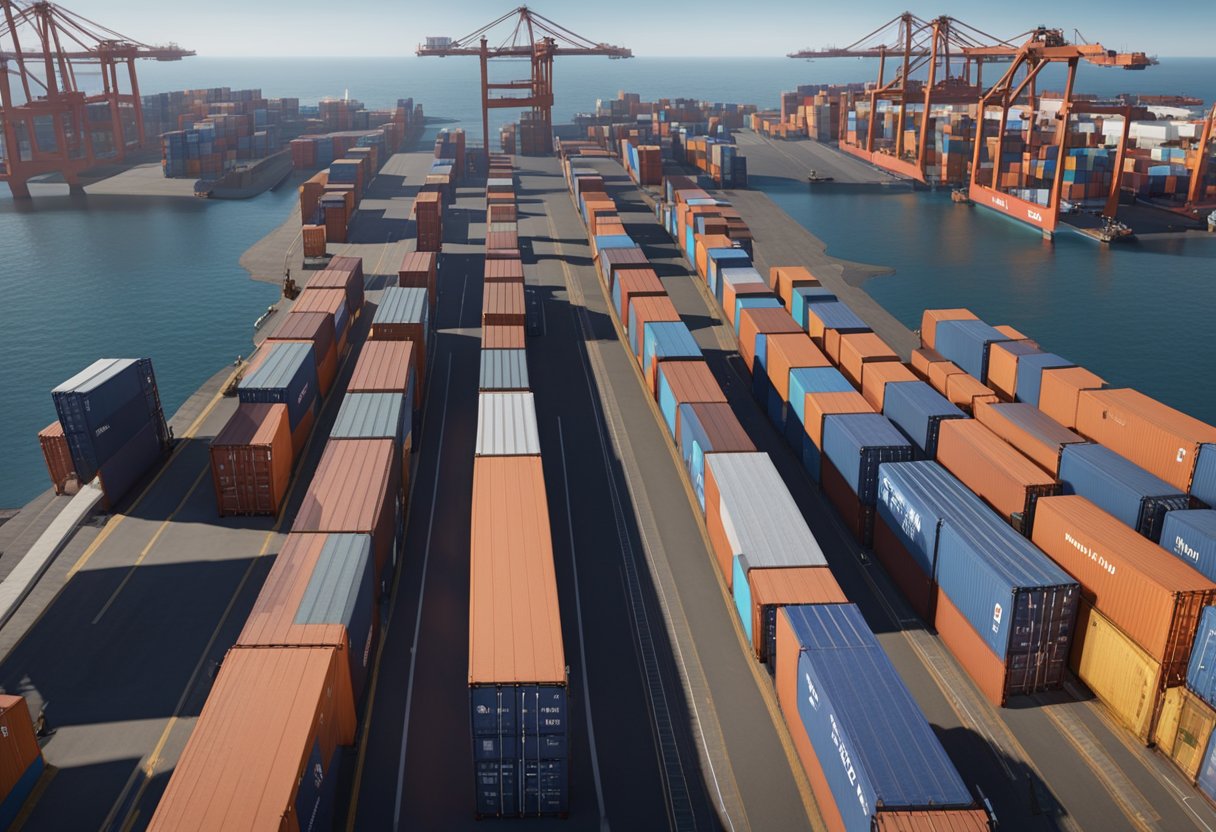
[308,264,365,321]
[919,308,977,351]
[1195,448,1216,511]
[0,696,44,831]
[612,268,665,322]
[1032,495,1216,685]
[349,340,417,405]
[293,288,351,353]
[267,311,338,398]
[485,256,525,284]
[1075,388,1216,494]
[770,265,818,309]
[927,359,966,395]
[293,438,401,593]
[762,333,831,425]
[398,250,438,305]
[657,361,727,439]
[775,604,987,832]
[52,357,168,483]
[789,286,839,331]
[787,367,855,440]
[800,391,873,477]
[721,271,775,329]
[704,452,827,585]
[1014,353,1075,407]
[236,533,377,701]
[238,342,319,455]
[974,401,1087,476]
[480,349,529,392]
[1154,685,1216,783]
[882,381,964,459]
[1187,606,1216,709]
[738,307,801,375]
[874,461,952,620]
[210,403,292,517]
[96,420,164,508]
[148,647,355,832]
[944,371,999,413]
[482,282,526,328]
[476,392,541,457]
[678,404,755,510]
[595,246,648,289]
[1161,510,1216,585]
[837,332,899,388]
[1058,443,1190,541]
[38,421,76,495]
[910,346,945,379]
[985,339,1041,400]
[642,321,702,394]
[332,391,412,468]
[1070,599,1163,743]
[823,413,914,506]
[627,295,680,361]
[469,456,568,818]
[805,302,868,354]
[933,319,1012,382]
[483,324,527,350]
[936,419,1060,534]
[732,563,846,665]
[1037,366,1106,430]
[858,361,917,412]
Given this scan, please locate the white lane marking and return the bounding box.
[392,353,453,831]
[557,417,610,831]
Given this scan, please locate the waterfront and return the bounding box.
[2,56,1214,507]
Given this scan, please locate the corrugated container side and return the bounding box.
[1154,686,1216,783]
[1193,446,1216,510]
[920,308,977,351]
[822,413,914,506]
[799,391,873,484]
[882,381,965,459]
[678,403,754,511]
[985,340,1042,400]
[1070,600,1163,743]
[1038,366,1106,430]
[1186,605,1216,709]
[0,696,44,832]
[733,563,846,664]
[933,319,1011,382]
[859,362,918,412]
[1058,443,1190,541]
[974,401,1087,476]
[210,403,292,517]
[1014,353,1074,407]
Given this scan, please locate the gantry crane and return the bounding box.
[789,12,1018,183]
[417,6,630,160]
[968,27,1153,237]
[1,0,192,198]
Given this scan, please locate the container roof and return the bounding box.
[348,341,414,394]
[240,342,313,392]
[331,393,404,440]
[374,286,428,325]
[480,349,529,390]
[292,439,394,533]
[212,402,287,448]
[476,392,541,456]
[53,358,138,394]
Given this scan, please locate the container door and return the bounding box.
[471,686,519,816]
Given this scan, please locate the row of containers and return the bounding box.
[556,144,994,830]
[297,123,404,249]
[38,358,171,508]
[470,154,571,819]
[655,160,1216,799]
[152,234,438,827]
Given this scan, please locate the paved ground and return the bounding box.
[732,130,913,190]
[592,155,1216,832]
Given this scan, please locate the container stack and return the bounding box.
[49,358,170,507]
[434,129,466,181]
[156,249,432,828]
[558,152,990,829]
[414,192,443,252]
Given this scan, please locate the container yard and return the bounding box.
[2,3,1216,832]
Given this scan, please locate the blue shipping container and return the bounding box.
[1191,445,1216,509]
[806,301,868,335]
[934,319,1011,381]
[1015,353,1074,406]
[238,342,320,431]
[823,413,914,506]
[471,684,568,817]
[594,235,636,253]
[782,604,976,832]
[882,381,965,459]
[707,248,751,297]
[733,296,783,336]
[643,321,702,374]
[1161,510,1216,583]
[785,366,856,478]
[330,392,408,452]
[1188,606,1216,709]
[1058,443,1189,541]
[790,286,838,330]
[96,418,163,506]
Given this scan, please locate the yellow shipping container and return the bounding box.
[1154,686,1216,783]
[1071,601,1163,744]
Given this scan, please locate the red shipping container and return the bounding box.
[302,224,326,258]
[293,288,351,354]
[873,511,935,622]
[1074,388,1216,493]
[483,282,526,327]
[484,256,524,284]
[614,268,665,321]
[349,340,416,402]
[483,324,526,350]
[738,307,801,373]
[38,420,77,495]
[308,267,364,323]
[628,296,680,363]
[210,403,293,517]
[1031,495,1216,685]
[398,251,438,311]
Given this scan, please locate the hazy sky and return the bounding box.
[42,1,1216,58]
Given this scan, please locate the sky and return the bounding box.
[32,1,1216,58]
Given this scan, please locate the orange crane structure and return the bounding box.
[417,6,630,160]
[0,0,192,198]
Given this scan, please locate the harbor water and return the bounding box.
[2,57,1214,507]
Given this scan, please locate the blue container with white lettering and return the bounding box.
[823,413,914,505]
[1161,510,1216,582]
[1186,605,1216,709]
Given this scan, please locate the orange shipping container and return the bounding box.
[860,362,918,412]
[722,280,774,330]
[614,268,665,321]
[482,282,526,327]
[935,419,1060,533]
[469,455,566,684]
[910,346,945,379]
[920,308,978,350]
[1038,366,1105,430]
[210,403,293,517]
[944,372,998,412]
[986,339,1041,400]
[1074,388,1216,493]
[0,695,43,819]
[769,266,819,307]
[1031,495,1216,684]
[483,324,527,350]
[927,359,965,395]
[765,334,831,403]
[484,256,524,284]
[38,420,76,495]
[398,251,438,309]
[628,295,681,362]
[302,224,326,258]
[837,332,899,388]
[738,307,801,373]
[147,647,355,832]
[974,400,1086,476]
[742,566,847,662]
[292,288,350,354]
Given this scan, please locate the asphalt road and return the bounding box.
[593,153,1216,832]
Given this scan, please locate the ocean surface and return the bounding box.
[1,56,1214,507]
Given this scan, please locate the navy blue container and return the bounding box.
[52,357,168,482]
[238,342,320,431]
[790,286,838,330]
[785,367,856,479]
[1015,353,1075,406]
[882,381,965,459]
[1160,510,1216,582]
[781,604,976,832]
[96,418,164,506]
[1191,445,1216,509]
[471,684,568,817]
[1058,443,1190,541]
[298,533,375,701]
[1186,605,1216,709]
[934,319,1011,381]
[822,413,914,505]
[294,736,340,832]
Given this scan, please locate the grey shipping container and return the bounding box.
[476,392,541,456]
[480,349,530,391]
